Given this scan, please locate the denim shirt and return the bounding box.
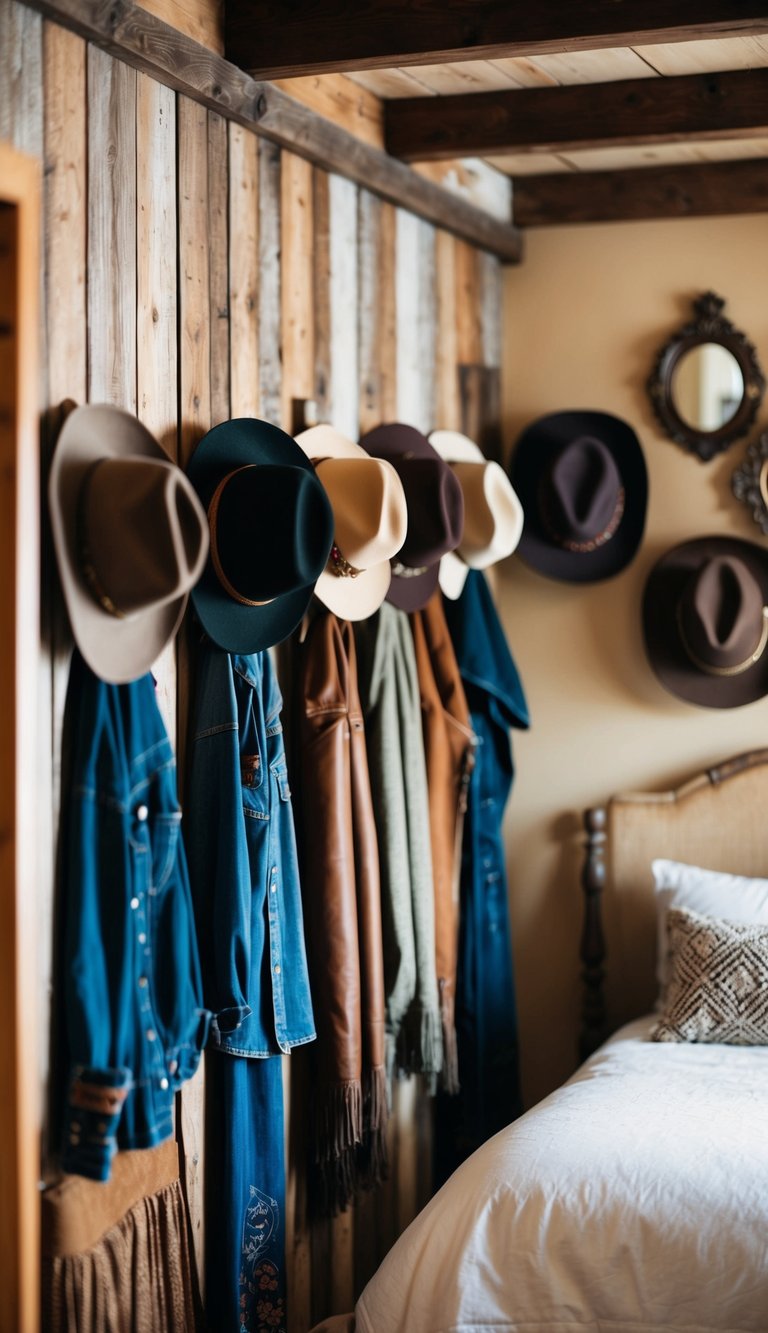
[59,651,210,1183]
[437,571,530,1175]
[185,643,315,1056]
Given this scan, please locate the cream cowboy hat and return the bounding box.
[294,424,408,620]
[429,430,524,600]
[49,404,209,683]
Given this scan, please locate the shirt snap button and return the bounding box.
[159,1077,169,1090]
[136,804,149,822]
[146,1028,156,1042]
[130,897,140,910]
[138,933,146,944]
[138,976,148,988]
[274,964,281,975]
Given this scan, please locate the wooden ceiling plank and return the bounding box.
[385,67,768,160]
[512,158,768,225]
[632,34,768,74]
[224,3,768,79]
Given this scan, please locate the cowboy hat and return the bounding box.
[429,429,524,600]
[510,410,647,583]
[294,424,408,620]
[642,535,768,709]
[186,417,334,653]
[360,423,464,613]
[49,403,209,683]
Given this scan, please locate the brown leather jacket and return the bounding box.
[411,591,476,1094]
[294,611,387,1213]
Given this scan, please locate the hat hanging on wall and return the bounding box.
[642,535,768,709]
[49,403,209,684]
[429,429,524,600]
[360,422,464,613]
[294,424,408,620]
[731,429,768,536]
[186,417,334,653]
[509,409,647,584]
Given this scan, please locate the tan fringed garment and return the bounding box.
[42,1140,200,1333]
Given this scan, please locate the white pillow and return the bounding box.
[652,858,768,997]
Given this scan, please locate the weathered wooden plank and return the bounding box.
[136,72,177,737]
[454,240,483,367]
[228,122,259,417]
[207,110,230,427]
[312,166,332,425]
[328,172,359,440]
[257,140,282,427]
[225,1,768,77]
[286,1047,312,1333]
[478,248,502,369]
[386,67,768,161]
[378,201,398,423]
[459,365,503,464]
[416,216,437,434]
[329,1205,355,1317]
[394,1077,418,1237]
[395,207,421,429]
[513,157,768,225]
[19,0,522,260]
[280,151,315,430]
[357,189,383,435]
[137,0,224,54]
[87,46,137,409]
[0,0,44,156]
[434,229,461,432]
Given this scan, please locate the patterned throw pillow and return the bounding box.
[652,906,768,1045]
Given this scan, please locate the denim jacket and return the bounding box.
[185,643,315,1056]
[59,651,210,1183]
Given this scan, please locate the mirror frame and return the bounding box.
[646,291,765,462]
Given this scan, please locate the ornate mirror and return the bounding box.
[647,292,765,462]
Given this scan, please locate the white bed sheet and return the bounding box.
[356,1018,768,1333]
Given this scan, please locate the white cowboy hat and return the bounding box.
[429,430,524,600]
[294,424,408,620]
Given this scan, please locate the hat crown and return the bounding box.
[451,459,522,561]
[544,436,623,547]
[680,555,768,672]
[313,456,407,569]
[212,464,333,603]
[393,458,465,567]
[82,457,208,617]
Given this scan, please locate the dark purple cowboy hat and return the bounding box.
[510,410,647,583]
[643,535,768,709]
[359,423,464,612]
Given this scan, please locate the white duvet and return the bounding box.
[356,1018,768,1333]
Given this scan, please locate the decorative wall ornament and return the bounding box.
[732,431,768,536]
[647,292,765,462]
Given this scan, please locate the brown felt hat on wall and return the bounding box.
[49,404,209,684]
[510,410,647,584]
[643,535,768,709]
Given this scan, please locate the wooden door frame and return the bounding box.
[0,139,42,1333]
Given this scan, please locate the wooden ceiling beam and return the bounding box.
[224,2,768,79]
[385,68,768,161]
[512,159,768,226]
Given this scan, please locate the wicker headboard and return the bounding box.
[580,749,768,1057]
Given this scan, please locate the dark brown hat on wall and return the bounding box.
[643,536,768,709]
[360,422,465,612]
[510,410,647,583]
[49,404,209,683]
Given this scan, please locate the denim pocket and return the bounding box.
[150,813,183,893]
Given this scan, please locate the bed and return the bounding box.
[350,749,768,1333]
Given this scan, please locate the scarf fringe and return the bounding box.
[395,1005,443,1080]
[438,980,460,1096]
[312,1078,363,1164]
[310,1068,391,1216]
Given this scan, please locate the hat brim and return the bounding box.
[49,404,186,684]
[511,410,647,584]
[429,430,484,465]
[187,418,323,653]
[439,551,470,601]
[642,535,768,709]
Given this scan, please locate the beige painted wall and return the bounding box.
[501,214,768,1108]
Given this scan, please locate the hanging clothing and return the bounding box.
[410,591,476,1095]
[295,611,388,1214]
[58,650,209,1183]
[185,642,313,1332]
[184,643,315,1056]
[436,571,530,1182]
[205,1051,286,1333]
[355,602,442,1083]
[42,1141,201,1333]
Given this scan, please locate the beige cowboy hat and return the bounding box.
[294,424,408,620]
[429,430,524,600]
[49,404,209,683]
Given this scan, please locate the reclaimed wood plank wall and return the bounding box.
[0,0,502,1322]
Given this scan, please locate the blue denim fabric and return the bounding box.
[59,650,210,1182]
[205,1052,286,1333]
[436,571,529,1181]
[185,643,315,1055]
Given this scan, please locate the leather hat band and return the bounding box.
[207,469,271,609]
[677,603,768,677]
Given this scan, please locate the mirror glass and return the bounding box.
[670,342,744,433]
